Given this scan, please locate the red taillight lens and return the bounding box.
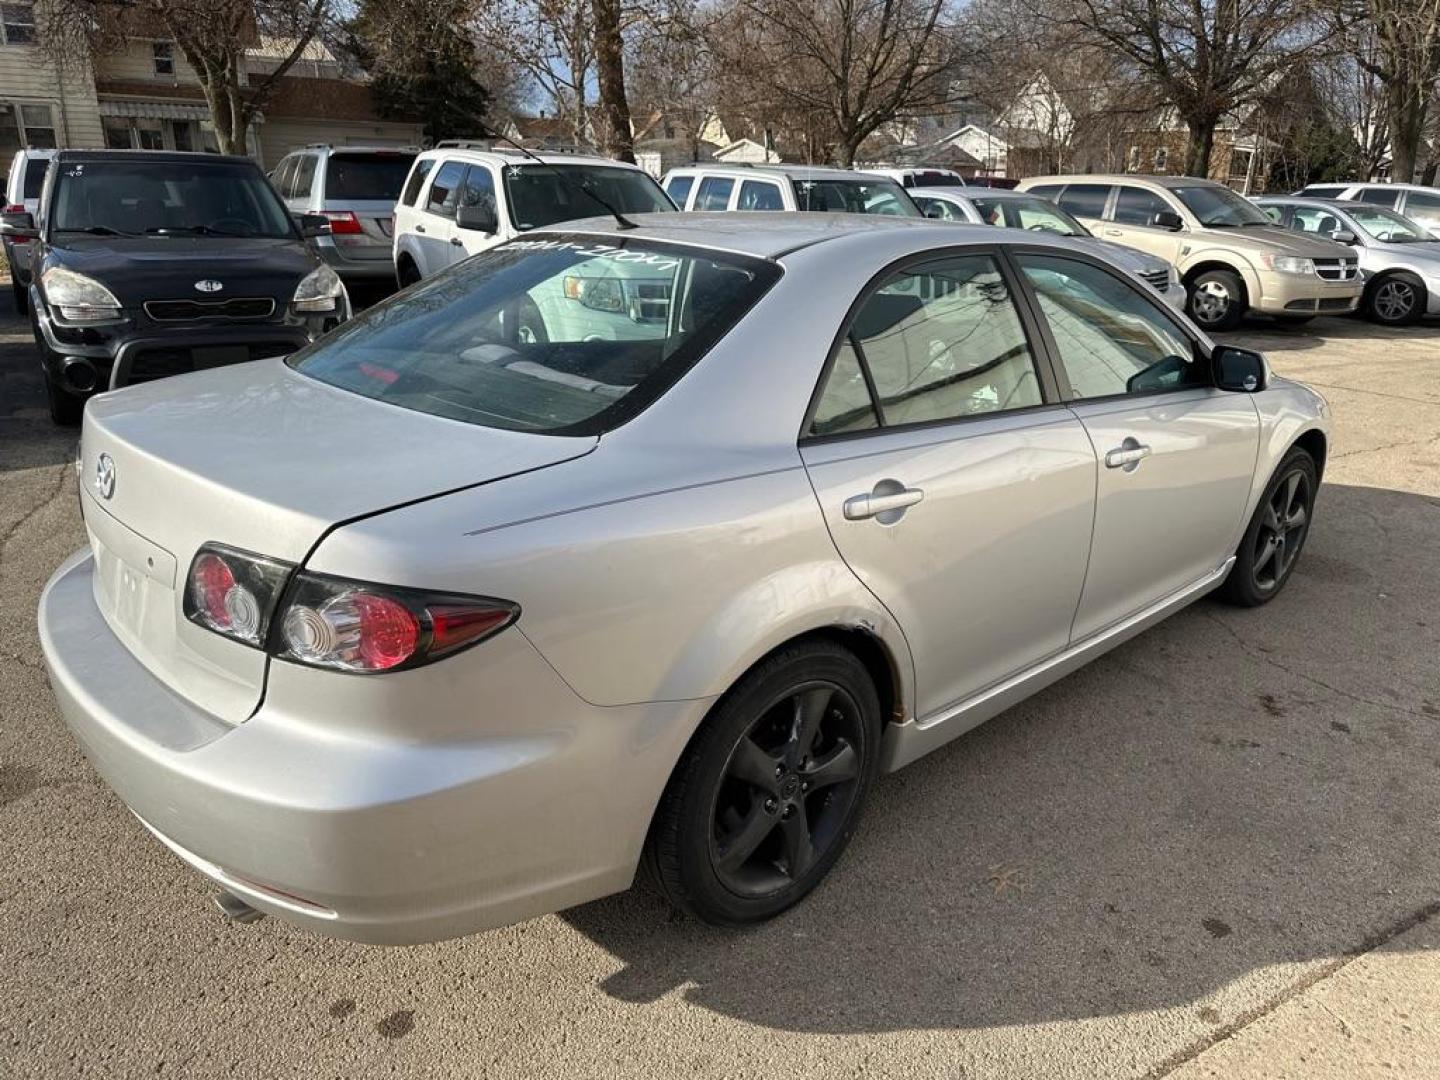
[321,210,363,235]
[275,572,518,674]
[183,545,294,646]
[3,203,23,214]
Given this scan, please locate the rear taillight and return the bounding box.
[3,203,23,213]
[181,544,518,673]
[320,210,363,235]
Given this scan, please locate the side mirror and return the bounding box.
[1331,229,1357,245]
[1,210,38,241]
[1151,210,1184,231]
[1212,345,1268,393]
[456,204,498,234]
[297,212,330,239]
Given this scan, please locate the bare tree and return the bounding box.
[1336,0,1440,183]
[592,0,635,159]
[1060,0,1324,177]
[472,0,595,144]
[42,0,331,155]
[627,0,719,161]
[709,0,963,166]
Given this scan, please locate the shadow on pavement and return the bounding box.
[564,480,1440,1035]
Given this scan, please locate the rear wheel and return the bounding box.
[396,257,421,289]
[647,641,881,925]
[1365,271,1425,326]
[1188,268,1247,332]
[1218,447,1317,607]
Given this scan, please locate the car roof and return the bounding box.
[537,211,999,259]
[1025,173,1222,190]
[669,164,901,184]
[418,146,640,171]
[51,149,257,167]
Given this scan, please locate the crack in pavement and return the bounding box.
[1145,901,1440,1078]
[1301,380,1440,409]
[1202,609,1433,721]
[1332,429,1440,461]
[0,464,69,552]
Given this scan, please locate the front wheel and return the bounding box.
[1188,268,1247,332]
[1365,272,1425,326]
[1218,447,1317,607]
[647,641,881,925]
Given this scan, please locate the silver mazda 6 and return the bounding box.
[39,214,1330,944]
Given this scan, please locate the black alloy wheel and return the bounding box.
[648,641,880,925]
[1219,447,1317,606]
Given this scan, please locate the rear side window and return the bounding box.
[737,180,783,210]
[1356,187,1399,208]
[665,175,694,207]
[23,157,49,199]
[1027,184,1062,198]
[289,236,781,435]
[400,158,435,206]
[324,152,416,200]
[425,161,466,217]
[293,155,317,199]
[694,176,734,210]
[1300,185,1345,198]
[1112,187,1170,225]
[271,156,297,198]
[1403,191,1440,228]
[913,195,964,221]
[1058,184,1112,219]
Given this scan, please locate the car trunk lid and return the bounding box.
[79,358,595,723]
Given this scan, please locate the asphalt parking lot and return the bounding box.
[2,296,1438,1079]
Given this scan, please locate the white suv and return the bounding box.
[660,164,920,216]
[392,144,674,284]
[4,148,55,313]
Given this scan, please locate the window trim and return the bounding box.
[152,40,175,77]
[798,243,1065,445]
[1002,245,1214,405]
[0,2,35,46]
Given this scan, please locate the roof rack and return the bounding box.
[434,139,492,150]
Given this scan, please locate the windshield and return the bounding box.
[503,164,674,231]
[325,152,416,200]
[50,159,294,238]
[972,196,1087,236]
[1343,205,1430,243]
[791,177,920,216]
[288,236,779,435]
[1172,185,1270,228]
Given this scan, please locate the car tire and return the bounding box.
[1364,271,1426,326]
[396,258,421,289]
[1187,268,1247,332]
[1274,315,1313,327]
[647,640,882,926]
[11,277,26,316]
[1218,447,1317,607]
[44,371,84,426]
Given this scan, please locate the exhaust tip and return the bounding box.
[213,889,265,924]
[60,356,98,393]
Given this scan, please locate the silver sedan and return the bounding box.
[38,214,1330,944]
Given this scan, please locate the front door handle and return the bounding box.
[1104,228,1123,237]
[844,483,925,522]
[415,223,427,234]
[1104,439,1152,470]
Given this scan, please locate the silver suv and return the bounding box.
[1295,183,1440,240]
[270,145,418,284]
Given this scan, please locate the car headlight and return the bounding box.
[1259,255,1316,276]
[292,264,345,313]
[43,266,122,322]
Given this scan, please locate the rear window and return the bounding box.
[23,157,49,199]
[288,235,781,435]
[325,152,416,200]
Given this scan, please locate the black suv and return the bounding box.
[1,150,349,424]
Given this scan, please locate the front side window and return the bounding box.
[913,195,965,221]
[1017,254,1204,400]
[1260,203,1286,224]
[425,160,466,217]
[792,177,919,216]
[458,165,495,211]
[664,174,694,207]
[50,159,294,238]
[738,180,783,210]
[808,254,1042,435]
[1172,184,1270,227]
[1057,184,1112,220]
[503,164,673,230]
[1356,187,1399,209]
[1,3,34,45]
[324,152,416,200]
[289,236,780,435]
[400,157,434,206]
[694,175,734,210]
[152,41,175,76]
[1112,187,1171,226]
[974,196,1085,235]
[1290,205,1346,239]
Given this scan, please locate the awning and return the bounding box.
[97,99,213,121]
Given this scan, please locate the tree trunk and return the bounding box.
[835,133,862,167]
[1387,88,1427,184]
[1182,117,1218,178]
[591,0,634,162]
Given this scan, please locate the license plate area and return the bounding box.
[193,345,253,370]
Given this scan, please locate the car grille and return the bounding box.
[143,297,277,322]
[1140,269,1170,290]
[1314,258,1359,281]
[123,343,289,385]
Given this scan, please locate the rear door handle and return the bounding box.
[415,223,426,234]
[844,485,925,521]
[450,237,464,246]
[1104,228,1123,237]
[1104,440,1152,470]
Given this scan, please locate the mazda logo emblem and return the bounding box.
[194,279,224,293]
[95,453,116,500]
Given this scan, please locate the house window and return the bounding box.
[1153,146,1169,172]
[18,102,54,147]
[1,3,35,45]
[103,119,132,149]
[153,42,175,76]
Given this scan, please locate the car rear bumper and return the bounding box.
[1253,273,1362,315]
[38,548,711,944]
[312,236,396,280]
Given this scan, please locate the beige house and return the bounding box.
[0,3,420,167]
